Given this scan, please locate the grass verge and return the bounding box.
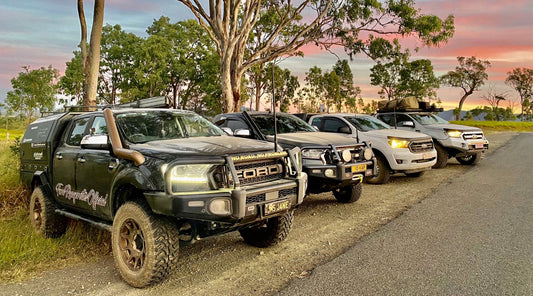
[450,120,533,132]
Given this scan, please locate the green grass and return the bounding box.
[0,129,24,141]
[450,120,533,132]
[0,211,111,282]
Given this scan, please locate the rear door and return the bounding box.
[53,116,90,210]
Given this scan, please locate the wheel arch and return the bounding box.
[111,168,158,216]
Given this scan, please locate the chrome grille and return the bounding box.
[234,159,284,186]
[409,140,434,153]
[463,132,484,140]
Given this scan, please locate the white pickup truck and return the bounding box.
[308,113,436,184]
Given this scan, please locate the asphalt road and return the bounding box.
[279,133,533,296]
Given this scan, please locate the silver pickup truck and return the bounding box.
[375,110,489,168]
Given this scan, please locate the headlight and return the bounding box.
[388,137,409,149]
[302,149,325,159]
[166,164,214,192]
[446,130,462,138]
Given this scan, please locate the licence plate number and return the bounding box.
[265,200,290,215]
[474,143,484,149]
[351,164,367,173]
[423,152,433,159]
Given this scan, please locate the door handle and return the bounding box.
[55,152,63,160]
[108,159,119,170]
[77,157,86,163]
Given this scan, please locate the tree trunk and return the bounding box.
[85,0,105,109]
[456,93,470,121]
[255,63,265,111]
[77,0,89,106]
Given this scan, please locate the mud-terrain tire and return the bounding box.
[239,210,294,248]
[405,171,425,178]
[456,152,481,165]
[332,182,362,203]
[432,143,449,169]
[365,154,391,184]
[29,186,67,238]
[111,201,179,288]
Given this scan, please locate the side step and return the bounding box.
[55,209,112,231]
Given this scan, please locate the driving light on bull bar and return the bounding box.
[363,148,373,160]
[341,150,352,162]
[208,199,231,216]
[324,169,336,178]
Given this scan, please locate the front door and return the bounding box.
[74,116,117,219]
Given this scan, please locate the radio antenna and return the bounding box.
[271,62,278,152]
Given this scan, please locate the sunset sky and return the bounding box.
[1,0,532,112]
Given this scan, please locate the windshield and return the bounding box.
[410,113,448,125]
[345,116,390,131]
[250,113,316,135]
[116,111,225,143]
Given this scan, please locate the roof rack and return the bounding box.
[376,107,443,113]
[114,96,171,109]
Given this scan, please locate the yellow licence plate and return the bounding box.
[265,200,290,215]
[351,164,367,173]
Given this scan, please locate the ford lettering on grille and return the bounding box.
[237,164,283,179]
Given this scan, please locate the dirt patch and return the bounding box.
[0,132,517,296]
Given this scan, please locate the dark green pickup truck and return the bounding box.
[20,108,306,287]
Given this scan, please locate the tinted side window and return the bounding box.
[311,117,322,128]
[90,117,107,135]
[226,118,249,132]
[67,118,90,146]
[323,118,348,133]
[396,114,413,125]
[377,114,394,125]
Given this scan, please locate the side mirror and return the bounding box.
[338,126,351,134]
[311,125,320,131]
[81,134,110,150]
[220,127,233,136]
[401,121,415,128]
[234,129,251,137]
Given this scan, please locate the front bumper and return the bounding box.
[304,159,375,192]
[387,148,437,172]
[144,174,307,225]
[440,137,489,155]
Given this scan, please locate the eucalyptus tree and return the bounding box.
[77,0,105,108]
[370,39,438,101]
[177,0,454,112]
[441,56,491,120]
[6,66,59,120]
[147,17,220,110]
[505,67,533,121]
[59,51,85,106]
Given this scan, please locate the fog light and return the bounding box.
[209,199,231,216]
[363,148,373,160]
[341,150,352,162]
[324,169,336,178]
[188,201,205,207]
